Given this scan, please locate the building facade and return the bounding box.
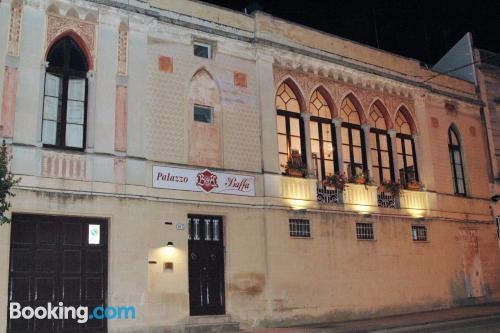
[0,0,499,332]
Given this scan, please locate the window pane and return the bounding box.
[277,116,286,134]
[43,96,61,121]
[371,149,379,166]
[323,141,334,159]
[291,137,301,155]
[373,171,381,185]
[290,118,300,136]
[279,154,288,173]
[454,150,461,163]
[381,153,390,168]
[379,135,388,150]
[278,134,288,154]
[310,122,319,139]
[352,130,361,146]
[405,140,413,154]
[341,127,349,145]
[42,120,58,145]
[68,78,85,101]
[370,133,377,148]
[353,147,362,163]
[324,160,334,176]
[455,165,463,179]
[406,156,414,169]
[397,139,403,154]
[311,139,320,155]
[343,145,351,162]
[322,123,332,141]
[194,105,213,123]
[67,101,84,124]
[457,179,465,194]
[65,124,83,148]
[45,73,62,97]
[382,168,391,181]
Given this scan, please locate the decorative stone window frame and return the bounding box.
[192,37,217,60]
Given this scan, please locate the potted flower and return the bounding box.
[323,172,347,191]
[378,179,401,197]
[283,151,306,177]
[349,170,375,186]
[405,180,423,191]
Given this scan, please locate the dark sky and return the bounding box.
[202,0,500,65]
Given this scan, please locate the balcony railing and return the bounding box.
[377,192,400,208]
[317,184,342,204]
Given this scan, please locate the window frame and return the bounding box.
[193,104,214,124]
[193,42,212,59]
[448,127,467,196]
[310,115,339,180]
[370,128,395,184]
[342,122,367,178]
[289,218,311,238]
[396,133,419,185]
[277,109,307,175]
[411,225,428,242]
[356,222,375,240]
[42,37,88,152]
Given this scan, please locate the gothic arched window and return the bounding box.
[449,126,467,196]
[340,96,366,177]
[42,36,88,150]
[369,102,394,184]
[395,110,419,185]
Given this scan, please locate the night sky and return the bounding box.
[203,0,500,66]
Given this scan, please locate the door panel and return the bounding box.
[188,215,225,316]
[8,214,108,333]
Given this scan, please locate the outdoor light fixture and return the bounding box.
[167,241,174,247]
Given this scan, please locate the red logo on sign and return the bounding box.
[196,169,219,192]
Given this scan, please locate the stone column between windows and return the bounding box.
[115,75,128,153]
[412,133,420,181]
[362,124,373,178]
[35,61,48,146]
[333,118,344,174]
[302,112,314,177]
[85,70,96,152]
[388,129,399,181]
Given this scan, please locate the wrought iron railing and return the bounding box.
[317,184,342,204]
[377,192,400,208]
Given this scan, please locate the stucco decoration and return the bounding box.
[46,13,96,68]
[188,69,222,168]
[7,1,23,56]
[273,65,415,126]
[117,24,128,75]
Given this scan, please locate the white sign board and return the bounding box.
[88,224,101,245]
[153,166,255,197]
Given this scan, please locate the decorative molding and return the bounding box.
[46,13,96,66]
[7,1,22,56]
[117,27,128,75]
[42,150,86,180]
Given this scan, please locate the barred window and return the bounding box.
[412,225,427,241]
[289,219,311,238]
[356,223,374,240]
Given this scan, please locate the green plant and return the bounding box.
[349,170,375,186]
[0,141,20,225]
[323,172,348,191]
[282,151,306,177]
[379,179,402,196]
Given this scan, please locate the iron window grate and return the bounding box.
[356,223,374,240]
[412,225,427,241]
[289,219,311,238]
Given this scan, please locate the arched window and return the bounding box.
[42,36,88,150]
[340,96,366,177]
[309,89,337,180]
[395,110,418,185]
[369,102,394,184]
[276,82,306,175]
[449,126,466,196]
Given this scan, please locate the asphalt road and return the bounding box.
[371,315,500,333]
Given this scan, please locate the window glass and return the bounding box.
[194,105,213,123]
[310,122,319,139]
[290,118,300,136]
[277,115,286,134]
[65,124,83,148]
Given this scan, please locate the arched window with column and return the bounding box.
[276,81,306,175]
[340,95,366,178]
[42,36,88,150]
[309,88,338,181]
[369,102,394,184]
[448,126,467,196]
[395,108,419,185]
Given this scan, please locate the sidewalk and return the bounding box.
[240,302,500,333]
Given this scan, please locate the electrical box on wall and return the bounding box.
[164,262,174,272]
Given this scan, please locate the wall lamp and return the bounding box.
[167,241,174,247]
